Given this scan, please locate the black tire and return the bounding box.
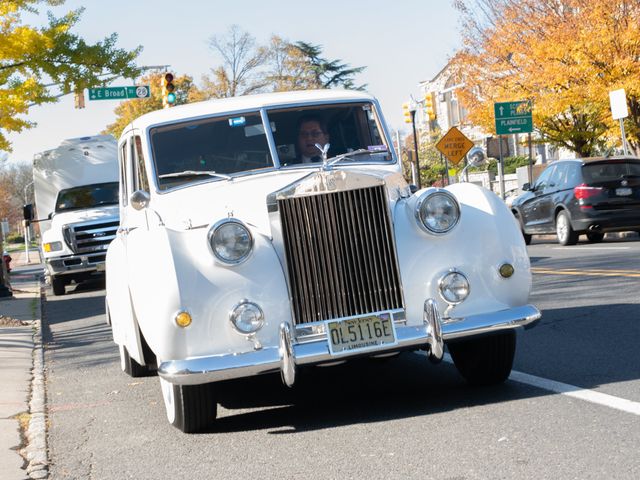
[120,345,154,378]
[556,210,578,245]
[513,212,532,245]
[163,381,218,433]
[448,331,516,386]
[51,276,66,296]
[586,232,604,243]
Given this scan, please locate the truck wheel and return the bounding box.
[448,331,516,386]
[119,345,153,378]
[160,378,217,433]
[51,276,66,296]
[556,210,578,245]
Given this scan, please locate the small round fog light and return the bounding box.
[230,301,264,334]
[499,263,515,278]
[175,311,192,328]
[439,270,470,304]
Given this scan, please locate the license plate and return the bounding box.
[327,313,396,355]
[616,187,632,196]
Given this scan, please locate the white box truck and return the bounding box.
[26,135,119,295]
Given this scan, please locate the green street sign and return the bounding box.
[494,100,533,135]
[89,85,151,101]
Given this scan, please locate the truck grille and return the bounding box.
[62,218,119,254]
[279,185,403,325]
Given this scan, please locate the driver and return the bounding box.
[296,115,330,163]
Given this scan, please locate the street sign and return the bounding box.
[436,127,475,165]
[88,85,151,101]
[609,89,628,120]
[494,100,533,135]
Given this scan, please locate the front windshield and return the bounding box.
[55,182,119,212]
[149,101,392,191]
[268,102,391,167]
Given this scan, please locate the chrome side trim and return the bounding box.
[157,303,541,386]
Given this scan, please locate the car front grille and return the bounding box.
[278,184,404,325]
[62,218,119,254]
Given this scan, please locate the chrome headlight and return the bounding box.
[207,219,253,265]
[229,300,264,334]
[439,270,470,304]
[415,190,461,234]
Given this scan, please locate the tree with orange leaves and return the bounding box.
[452,0,640,157]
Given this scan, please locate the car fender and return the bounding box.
[394,183,532,323]
[125,223,291,362]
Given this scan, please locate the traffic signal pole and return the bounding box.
[410,109,421,189]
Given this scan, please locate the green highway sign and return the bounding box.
[89,85,151,101]
[494,100,533,135]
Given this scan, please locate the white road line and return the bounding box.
[442,354,640,416]
[551,247,631,250]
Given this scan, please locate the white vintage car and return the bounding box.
[106,89,540,432]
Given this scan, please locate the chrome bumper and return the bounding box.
[46,254,106,276]
[158,302,541,387]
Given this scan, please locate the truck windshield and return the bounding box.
[55,182,119,212]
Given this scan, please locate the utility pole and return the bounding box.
[410,109,421,189]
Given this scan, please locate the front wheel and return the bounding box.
[556,210,578,245]
[51,276,66,296]
[160,378,217,433]
[448,331,516,386]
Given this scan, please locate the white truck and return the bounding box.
[27,135,119,295]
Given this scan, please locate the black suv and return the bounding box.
[511,157,640,245]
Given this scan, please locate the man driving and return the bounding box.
[296,115,330,163]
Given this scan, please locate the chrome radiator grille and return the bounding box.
[279,185,403,325]
[62,218,119,254]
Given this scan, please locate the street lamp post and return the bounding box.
[410,108,422,189]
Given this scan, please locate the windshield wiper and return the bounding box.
[324,148,383,167]
[158,170,233,180]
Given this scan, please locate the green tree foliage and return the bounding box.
[0,0,142,152]
[102,72,195,139]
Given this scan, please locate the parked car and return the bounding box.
[106,89,540,432]
[511,156,640,245]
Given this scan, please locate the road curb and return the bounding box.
[20,283,48,479]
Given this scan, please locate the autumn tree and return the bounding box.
[0,0,142,152]
[452,0,640,157]
[103,72,196,139]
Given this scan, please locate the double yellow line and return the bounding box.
[531,267,640,278]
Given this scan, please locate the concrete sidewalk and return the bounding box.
[0,247,47,479]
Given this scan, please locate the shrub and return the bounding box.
[5,232,25,244]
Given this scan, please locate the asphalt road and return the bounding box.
[43,236,640,480]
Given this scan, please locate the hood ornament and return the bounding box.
[315,143,331,170]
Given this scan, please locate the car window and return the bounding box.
[550,162,570,188]
[266,102,391,167]
[582,161,640,184]
[150,112,272,191]
[566,162,582,188]
[534,164,555,190]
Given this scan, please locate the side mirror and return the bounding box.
[522,183,531,191]
[409,184,418,194]
[47,212,53,220]
[130,190,150,211]
[23,204,34,225]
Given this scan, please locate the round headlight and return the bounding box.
[229,301,264,334]
[415,190,461,234]
[208,219,253,265]
[439,270,470,304]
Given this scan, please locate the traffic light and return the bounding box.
[424,93,436,120]
[161,72,176,108]
[74,90,85,109]
[402,102,413,124]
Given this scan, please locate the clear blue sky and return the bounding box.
[5,0,462,165]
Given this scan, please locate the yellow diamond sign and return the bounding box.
[435,127,475,165]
